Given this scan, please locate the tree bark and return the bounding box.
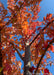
[0,30,3,75]
[24,45,31,75]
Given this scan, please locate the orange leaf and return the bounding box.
[19,44,22,48]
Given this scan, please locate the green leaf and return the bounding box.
[0,67,3,72]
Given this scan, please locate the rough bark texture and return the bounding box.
[24,45,31,75]
[0,30,3,75]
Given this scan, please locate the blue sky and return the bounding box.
[0,0,54,74]
[39,0,54,21]
[39,0,54,74]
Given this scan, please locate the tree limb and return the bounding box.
[1,2,24,30]
[0,31,3,75]
[34,39,54,75]
[10,42,24,61]
[29,20,54,46]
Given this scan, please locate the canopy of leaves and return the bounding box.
[0,0,54,75]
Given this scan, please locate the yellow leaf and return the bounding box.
[19,44,22,48]
[42,70,44,74]
[0,67,3,72]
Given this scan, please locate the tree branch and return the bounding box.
[0,31,3,75]
[1,2,24,30]
[10,42,24,61]
[34,39,54,75]
[29,20,54,46]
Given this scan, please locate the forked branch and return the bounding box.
[10,42,24,61]
[29,20,54,46]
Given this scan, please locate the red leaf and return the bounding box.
[44,43,48,48]
[37,27,41,30]
[43,16,46,21]
[0,27,2,30]
[44,68,49,75]
[29,66,35,73]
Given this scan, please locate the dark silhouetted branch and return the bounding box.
[34,39,54,75]
[10,42,24,61]
[1,2,24,30]
[0,31,3,75]
[29,20,54,46]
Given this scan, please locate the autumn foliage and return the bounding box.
[44,68,49,75]
[0,0,54,75]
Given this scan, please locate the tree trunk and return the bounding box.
[0,30,3,75]
[24,45,31,75]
